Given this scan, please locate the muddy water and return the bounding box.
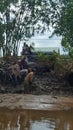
[0,108,73,130]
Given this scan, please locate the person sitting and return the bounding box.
[18,56,28,70]
[20,69,28,83]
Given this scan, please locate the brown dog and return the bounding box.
[24,68,34,93]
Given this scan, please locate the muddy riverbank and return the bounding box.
[0,71,73,97]
[0,71,73,111]
[0,94,73,110]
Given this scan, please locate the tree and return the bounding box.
[0,0,19,57]
[49,0,73,55]
[1,0,73,57]
[0,0,51,57]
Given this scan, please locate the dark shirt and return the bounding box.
[19,58,28,70]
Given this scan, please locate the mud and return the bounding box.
[0,72,73,97]
[0,94,73,110]
[0,71,73,111]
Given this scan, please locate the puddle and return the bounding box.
[0,108,73,130]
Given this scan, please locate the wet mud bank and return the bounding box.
[0,72,73,97]
[0,94,73,110]
[0,72,73,111]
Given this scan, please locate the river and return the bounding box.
[0,94,73,130]
[0,108,73,130]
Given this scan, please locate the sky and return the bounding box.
[19,29,68,56]
[26,30,65,55]
[28,32,61,47]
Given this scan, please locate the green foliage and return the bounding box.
[0,0,51,58]
[1,0,73,59]
[47,51,60,63]
[37,52,49,61]
[49,0,73,53]
[0,0,18,12]
[69,48,73,58]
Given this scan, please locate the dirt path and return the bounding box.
[0,94,73,110]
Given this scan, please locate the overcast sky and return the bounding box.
[26,30,65,54]
[28,32,61,48]
[19,29,68,55]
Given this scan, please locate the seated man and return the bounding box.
[24,68,34,93]
[20,69,28,83]
[18,56,28,70]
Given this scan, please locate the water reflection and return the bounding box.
[0,108,73,130]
